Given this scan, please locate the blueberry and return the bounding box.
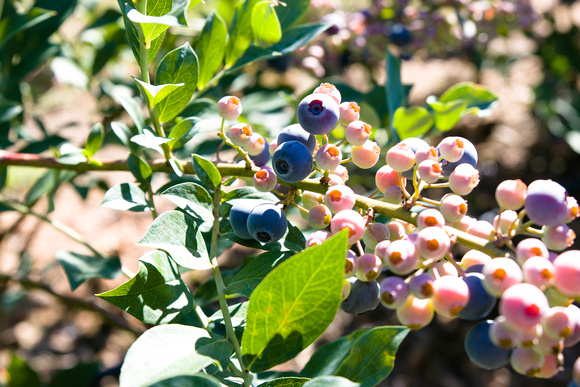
[340,278,381,315]
[229,199,261,239]
[440,137,478,176]
[464,320,511,370]
[277,124,316,154]
[457,272,497,321]
[400,137,430,179]
[246,203,287,243]
[250,139,270,167]
[524,180,568,226]
[387,24,412,47]
[296,93,340,135]
[272,140,313,183]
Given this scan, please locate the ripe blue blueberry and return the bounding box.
[277,124,317,154]
[440,137,478,176]
[457,272,497,321]
[387,23,412,47]
[297,93,340,135]
[464,320,511,370]
[272,140,313,183]
[246,203,287,243]
[229,199,262,240]
[340,278,381,315]
[524,179,569,226]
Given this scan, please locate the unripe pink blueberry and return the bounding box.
[415,146,438,165]
[490,316,521,349]
[374,240,391,265]
[307,204,332,229]
[386,221,407,241]
[409,272,435,299]
[380,239,419,275]
[416,226,451,261]
[493,210,518,236]
[253,167,277,192]
[564,196,579,223]
[386,142,416,172]
[499,283,549,330]
[305,230,331,248]
[439,194,468,223]
[466,220,495,241]
[375,164,403,193]
[536,354,560,379]
[338,101,361,125]
[268,137,278,155]
[542,224,576,251]
[516,238,550,265]
[431,261,459,277]
[313,82,341,104]
[452,215,476,232]
[379,276,409,309]
[227,123,252,147]
[345,250,358,278]
[327,174,345,186]
[396,296,434,330]
[315,144,342,171]
[482,257,523,297]
[355,253,382,282]
[461,250,492,269]
[495,179,527,210]
[217,95,242,120]
[510,346,544,377]
[449,163,479,196]
[541,306,575,340]
[246,133,267,156]
[417,209,446,229]
[522,256,554,289]
[553,250,580,297]
[325,185,356,214]
[301,190,324,210]
[330,209,366,245]
[383,186,404,204]
[351,140,380,169]
[333,165,349,183]
[362,222,390,251]
[416,159,442,184]
[345,120,371,146]
[437,136,465,163]
[431,275,470,317]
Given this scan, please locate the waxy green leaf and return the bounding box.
[56,251,121,291]
[160,182,214,232]
[225,0,260,67]
[192,154,222,191]
[426,96,467,132]
[167,117,201,150]
[392,106,433,139]
[133,78,184,108]
[84,123,104,157]
[195,11,227,89]
[251,1,282,46]
[101,182,150,212]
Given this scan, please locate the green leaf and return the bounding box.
[241,231,348,372]
[304,376,359,387]
[127,153,153,182]
[101,182,150,212]
[392,106,433,139]
[0,99,23,123]
[84,123,104,157]
[439,81,498,115]
[126,5,181,48]
[110,121,137,148]
[225,0,260,67]
[131,128,171,154]
[150,374,222,387]
[195,11,227,90]
[301,326,409,387]
[49,362,100,387]
[102,80,145,131]
[160,182,214,232]
[138,210,211,270]
[155,43,199,123]
[167,117,201,150]
[119,324,218,387]
[275,0,310,30]
[209,302,249,329]
[7,354,42,387]
[97,251,195,325]
[284,223,306,252]
[426,96,467,132]
[222,187,278,202]
[192,154,221,191]
[0,7,56,50]
[56,251,122,291]
[225,251,292,298]
[133,78,184,108]
[258,377,310,387]
[386,49,404,141]
[251,1,282,46]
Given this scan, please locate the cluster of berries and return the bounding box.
[217,83,580,379]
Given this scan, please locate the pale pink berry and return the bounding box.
[380,276,409,309]
[355,253,382,282]
[553,250,580,297]
[217,95,242,120]
[386,221,407,241]
[227,123,252,147]
[325,185,356,214]
[522,256,554,289]
[383,186,404,204]
[518,323,544,348]
[301,190,324,210]
[380,239,419,275]
[332,165,348,183]
[374,240,391,265]
[510,346,544,377]
[431,275,470,317]
[564,304,580,347]
[495,179,527,210]
[315,144,342,171]
[415,146,438,165]
[431,261,459,277]
[516,238,550,265]
[536,354,560,379]
[541,306,575,340]
[417,209,446,229]
[313,82,341,104]
[482,257,523,297]
[499,283,549,330]
[253,167,277,192]
[490,316,521,349]
[416,226,451,260]
[461,250,492,269]
[564,196,579,223]
[362,222,390,251]
[417,159,442,184]
[305,230,331,248]
[339,101,361,125]
[307,204,332,229]
[246,133,266,156]
[351,140,380,169]
[409,273,435,299]
[330,210,366,245]
[386,142,416,172]
[466,220,495,240]
[375,164,403,193]
[439,194,468,223]
[493,210,518,236]
[452,215,476,232]
[268,137,278,155]
[396,296,434,330]
[542,224,576,251]
[437,136,464,163]
[449,163,479,195]
[328,174,345,186]
[345,250,358,278]
[345,120,371,146]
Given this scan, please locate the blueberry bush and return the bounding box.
[2,1,580,386]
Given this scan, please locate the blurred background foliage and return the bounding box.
[1,0,580,386]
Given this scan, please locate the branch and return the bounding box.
[0,150,507,257]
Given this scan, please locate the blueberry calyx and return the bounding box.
[308,99,325,115]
